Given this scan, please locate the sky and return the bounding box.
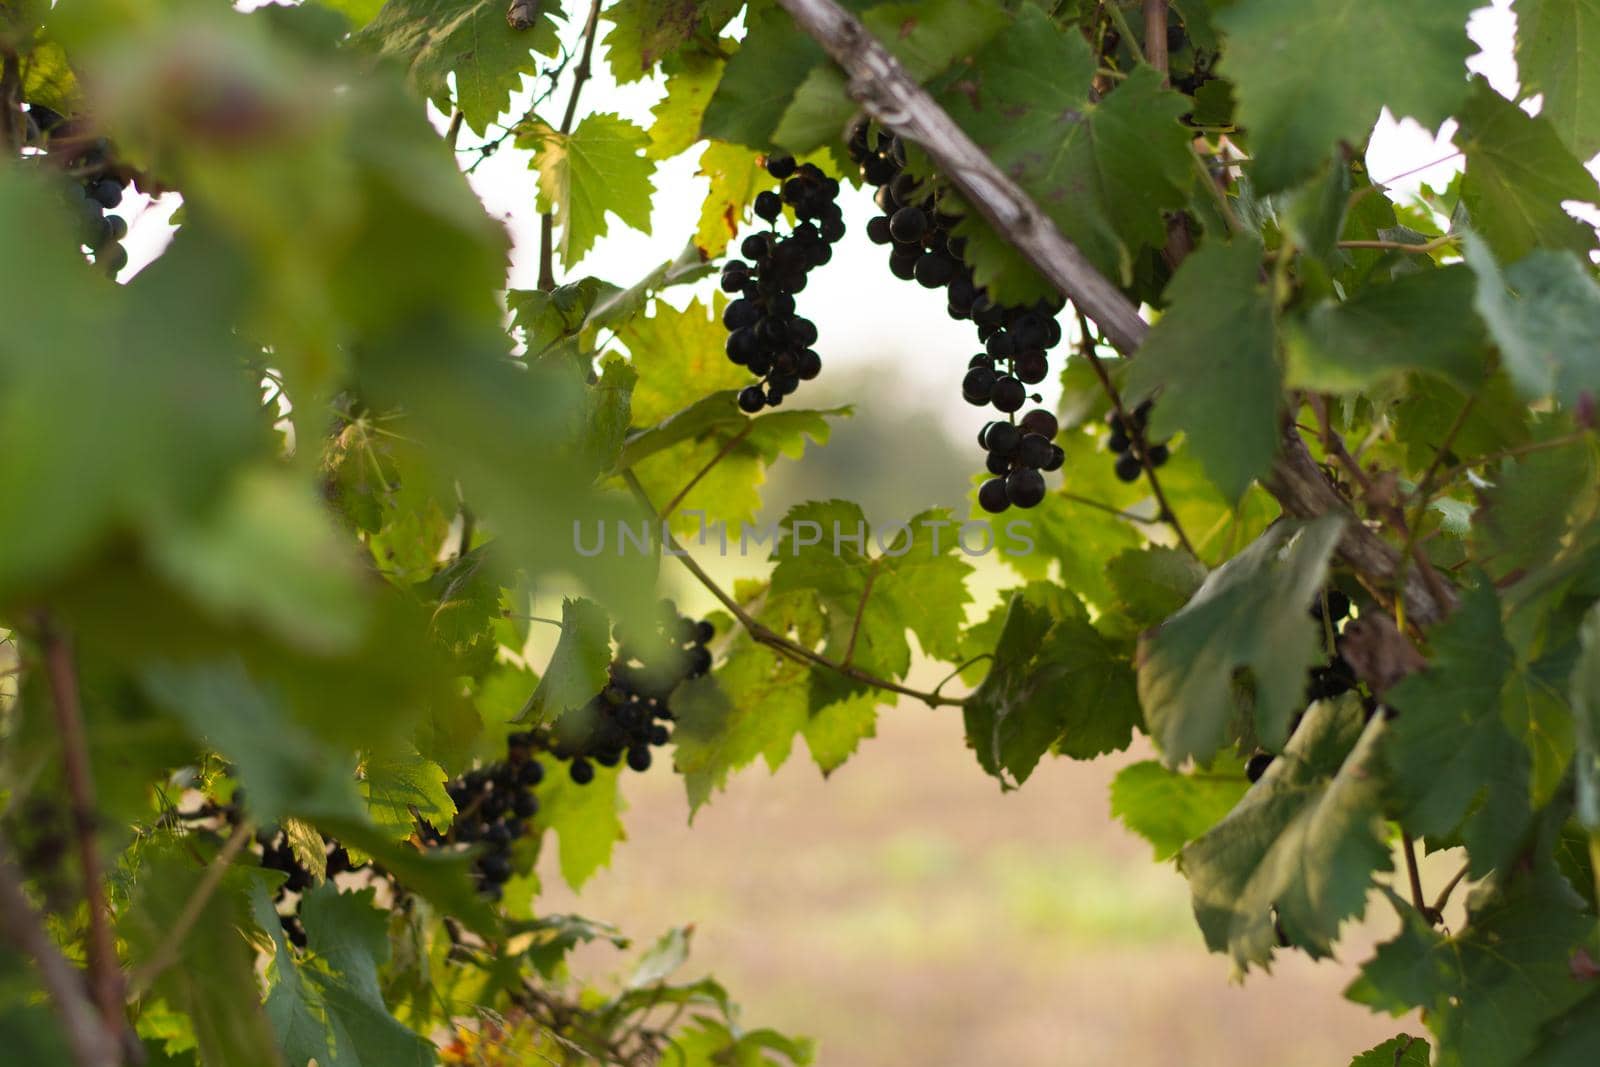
[114,0,1564,442]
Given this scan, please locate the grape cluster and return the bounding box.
[720,156,843,413]
[257,827,365,946]
[421,733,544,901]
[554,603,713,786]
[25,105,132,277]
[848,124,1066,513]
[1106,402,1170,483]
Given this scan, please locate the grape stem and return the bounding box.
[1075,312,1198,557]
[1059,492,1166,526]
[0,837,123,1067]
[840,563,881,668]
[1142,1,1170,83]
[39,620,127,1044]
[1400,832,1435,921]
[774,0,1459,629]
[1429,860,1472,921]
[537,0,604,292]
[660,423,754,519]
[128,819,256,997]
[622,470,966,708]
[1307,396,1454,632]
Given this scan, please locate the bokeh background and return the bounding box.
[120,2,1557,1062]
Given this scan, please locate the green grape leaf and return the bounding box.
[1105,546,1208,629]
[256,882,435,1067]
[124,848,284,1067]
[941,12,1193,284]
[1385,580,1532,876]
[1501,659,1578,810]
[1285,266,1489,393]
[1392,371,1532,472]
[586,357,642,472]
[602,0,738,84]
[0,173,266,606]
[533,757,627,889]
[18,37,80,114]
[1215,0,1477,192]
[1182,696,1392,971]
[1454,80,1600,263]
[416,544,505,672]
[964,591,1141,785]
[670,646,812,811]
[315,0,387,29]
[520,597,612,724]
[317,817,499,936]
[1513,0,1600,161]
[619,295,745,424]
[148,468,371,655]
[700,5,825,149]
[630,396,844,535]
[508,278,606,355]
[800,690,880,773]
[649,52,726,158]
[1523,991,1600,1066]
[1348,873,1594,1067]
[1349,1035,1431,1067]
[1474,427,1597,576]
[141,660,365,827]
[1137,516,1344,767]
[530,112,657,269]
[359,748,455,841]
[1109,756,1250,862]
[1466,235,1600,410]
[586,243,718,331]
[694,140,769,258]
[769,501,974,686]
[1000,427,1145,611]
[1124,239,1279,502]
[354,0,560,134]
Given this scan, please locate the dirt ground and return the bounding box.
[536,695,1428,1066]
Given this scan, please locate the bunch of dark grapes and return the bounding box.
[1106,402,1170,483]
[720,156,843,413]
[256,828,365,946]
[1245,589,1361,784]
[24,105,132,277]
[848,124,1065,513]
[554,603,713,786]
[420,733,544,901]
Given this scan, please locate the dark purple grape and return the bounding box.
[978,478,1009,514]
[991,376,1026,413]
[1005,468,1047,508]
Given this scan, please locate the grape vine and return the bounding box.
[3,2,1599,1066]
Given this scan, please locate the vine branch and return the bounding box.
[773,0,1459,629]
[538,0,603,292]
[128,819,255,996]
[660,423,754,519]
[41,623,125,1040]
[622,471,965,708]
[1142,1,1169,84]
[0,838,122,1067]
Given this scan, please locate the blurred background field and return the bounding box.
[536,695,1427,1067]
